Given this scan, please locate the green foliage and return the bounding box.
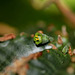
[0,0,75,75]
[0,33,52,71]
[27,49,70,75]
[62,43,70,54]
[0,31,72,75]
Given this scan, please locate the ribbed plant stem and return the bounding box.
[54,0,75,28]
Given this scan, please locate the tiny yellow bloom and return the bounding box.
[35,35,38,37]
[36,38,39,40]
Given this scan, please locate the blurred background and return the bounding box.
[0,0,75,46]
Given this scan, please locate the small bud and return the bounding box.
[38,30,43,34]
[58,35,63,44]
[31,34,34,38]
[68,46,73,56]
[73,49,75,55]
[49,44,57,50]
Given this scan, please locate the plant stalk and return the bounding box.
[53,0,75,28]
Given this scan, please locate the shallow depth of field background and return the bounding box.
[0,0,75,47]
[0,0,74,31]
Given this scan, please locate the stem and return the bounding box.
[54,0,75,28]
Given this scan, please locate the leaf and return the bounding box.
[0,34,52,71]
[0,32,72,75]
[27,49,71,75]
